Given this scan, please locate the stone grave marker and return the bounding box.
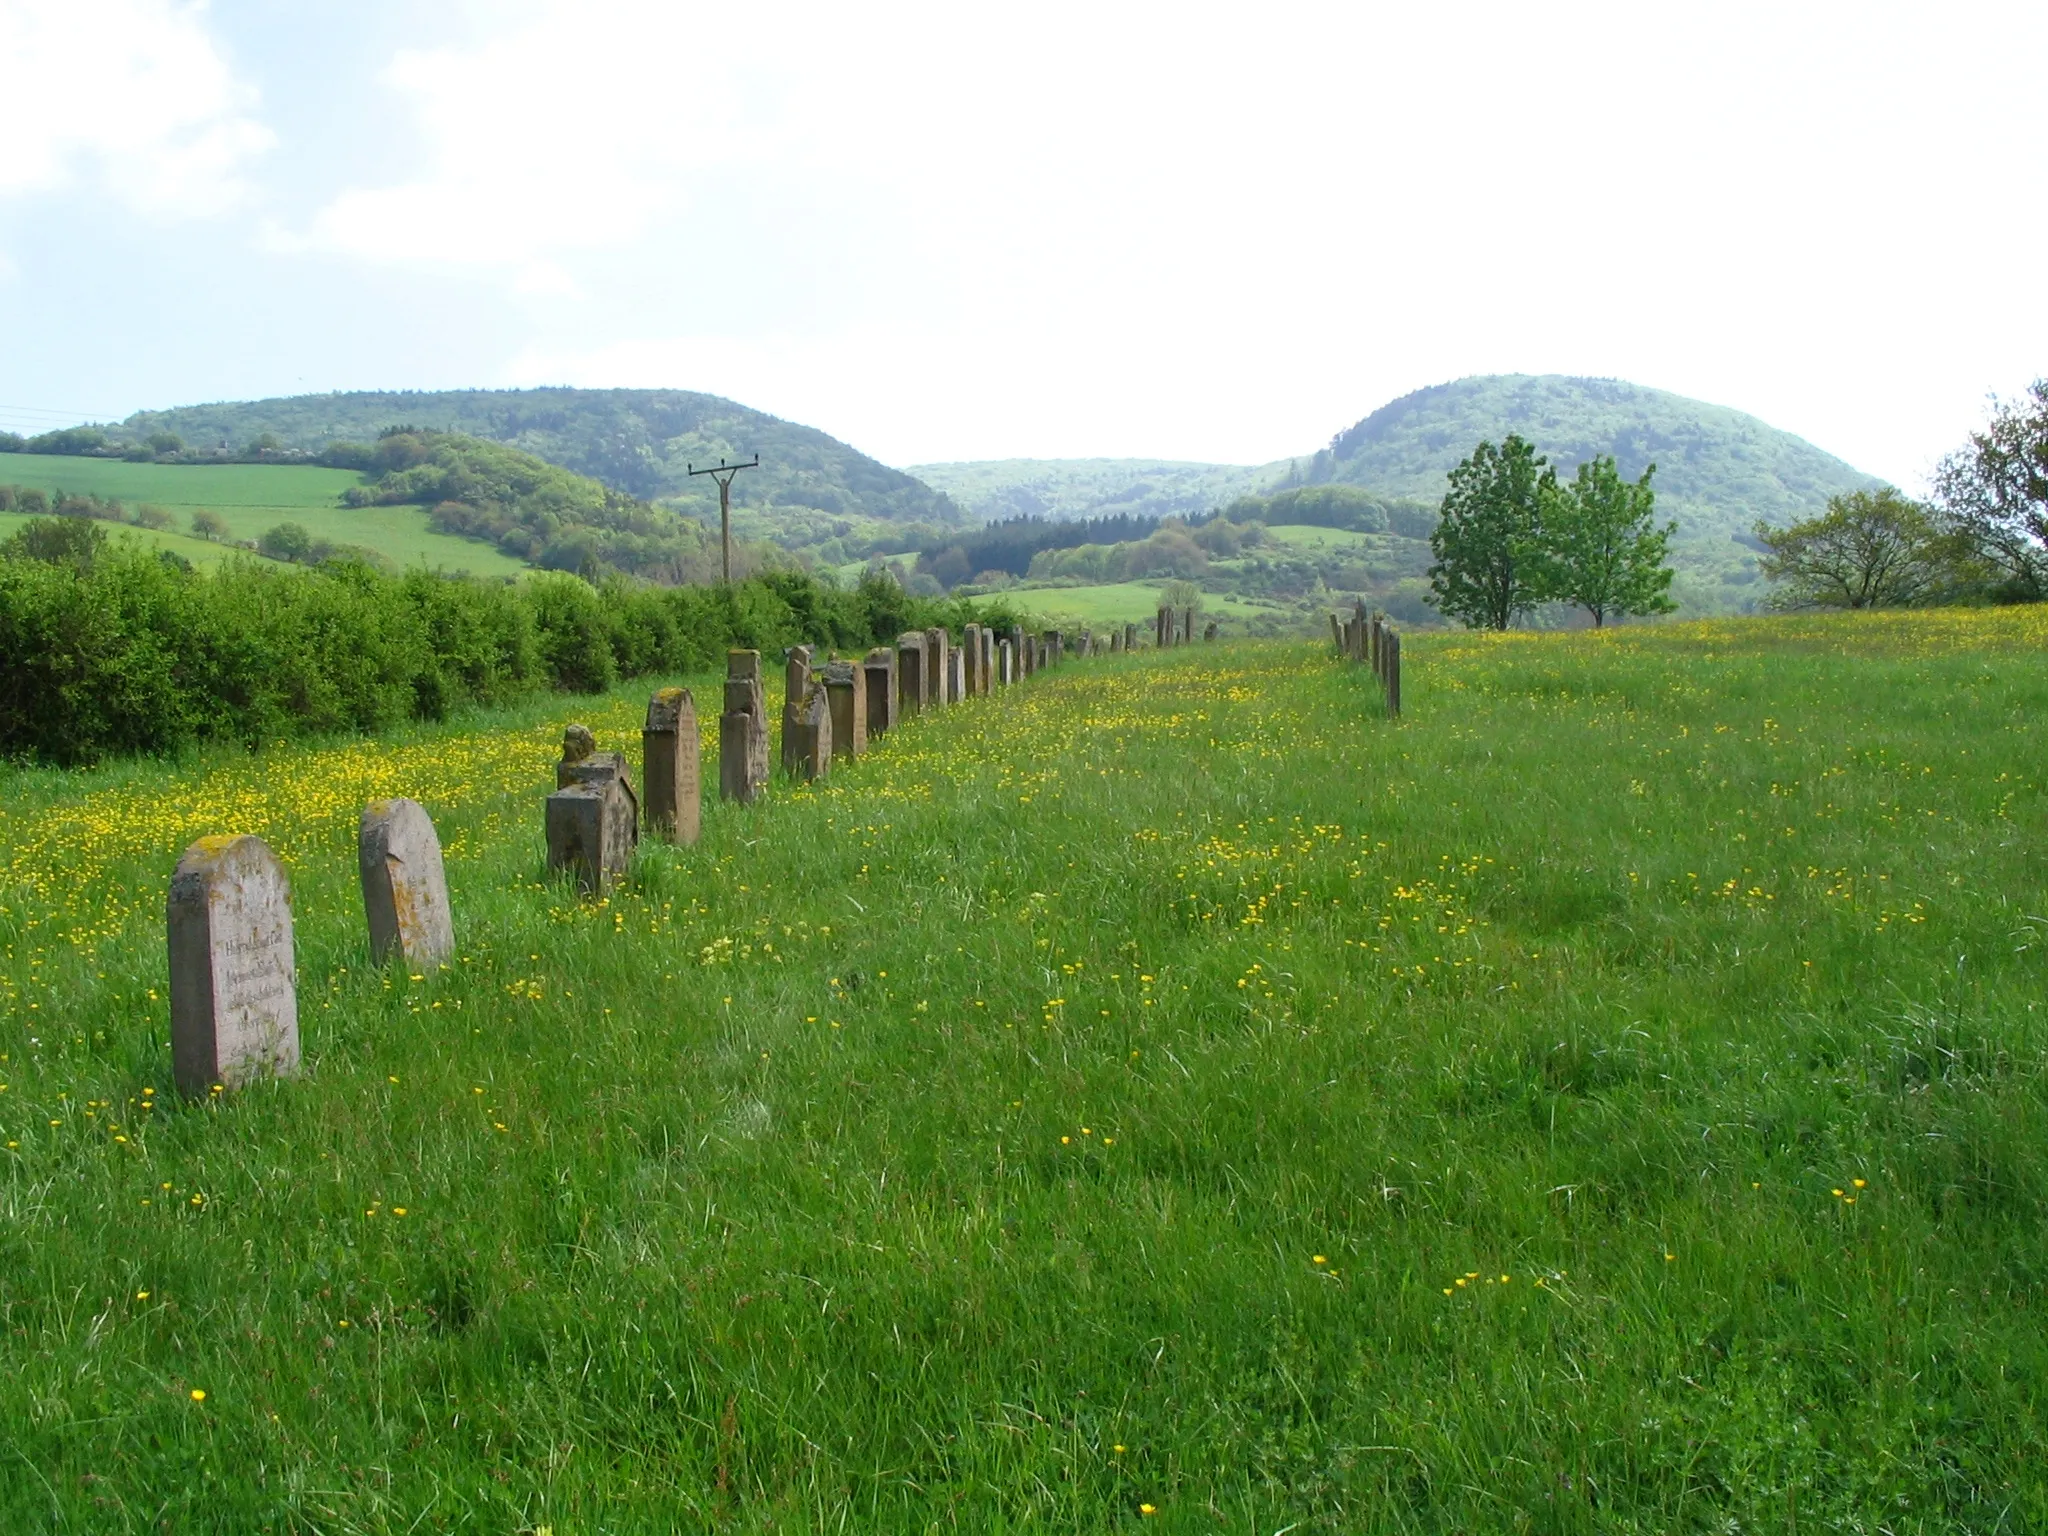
[168,834,299,1095]
[825,659,867,757]
[547,781,632,895]
[897,631,927,717]
[925,628,950,707]
[864,646,896,735]
[720,650,770,804]
[1204,620,1218,642]
[947,645,966,704]
[1125,622,1138,651]
[787,683,833,780]
[963,623,982,696]
[781,645,814,773]
[642,686,701,844]
[358,797,454,966]
[998,637,1013,684]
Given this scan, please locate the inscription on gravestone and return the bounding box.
[168,834,298,1095]
[642,687,701,844]
[358,798,454,966]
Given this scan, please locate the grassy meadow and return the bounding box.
[0,454,528,576]
[1000,581,1281,627]
[2,612,2046,1530]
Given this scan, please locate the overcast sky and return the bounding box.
[1,0,2042,485]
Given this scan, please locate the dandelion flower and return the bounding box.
[190,1389,206,1402]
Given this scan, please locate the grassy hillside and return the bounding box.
[117,388,967,533]
[999,581,1281,629]
[910,457,1279,523]
[3,614,2044,1528]
[0,453,529,576]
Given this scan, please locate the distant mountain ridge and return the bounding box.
[910,458,1280,524]
[118,387,967,530]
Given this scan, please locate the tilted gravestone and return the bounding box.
[642,687,701,844]
[781,645,814,773]
[358,797,454,966]
[864,646,896,735]
[787,683,833,780]
[168,834,298,1096]
[825,659,867,758]
[896,631,927,717]
[720,650,770,804]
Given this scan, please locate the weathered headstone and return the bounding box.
[1386,628,1402,717]
[781,645,814,773]
[998,637,1013,684]
[1330,613,1344,652]
[1109,629,1122,654]
[947,645,966,704]
[1181,608,1194,645]
[825,659,867,758]
[642,687,701,844]
[925,628,950,707]
[863,646,896,735]
[358,798,453,966]
[547,779,633,895]
[896,631,927,718]
[963,623,982,696]
[168,834,298,1096]
[787,683,833,780]
[1204,620,1218,642]
[720,650,770,804]
[1124,622,1137,652]
[1156,607,1169,648]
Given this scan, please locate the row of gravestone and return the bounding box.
[1154,607,1219,647]
[1331,600,1402,716]
[159,619,1118,1097]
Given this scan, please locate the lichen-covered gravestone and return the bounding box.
[781,645,814,774]
[358,798,453,966]
[825,659,867,757]
[642,687,701,844]
[864,646,896,736]
[896,631,927,718]
[721,650,770,803]
[168,834,298,1096]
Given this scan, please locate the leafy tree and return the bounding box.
[146,431,183,456]
[190,509,230,541]
[133,504,174,531]
[1,516,107,570]
[1753,488,1961,609]
[258,522,315,563]
[1537,457,1676,626]
[1428,435,1552,629]
[1160,578,1203,614]
[1934,379,2048,600]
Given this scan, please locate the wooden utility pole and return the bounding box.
[687,455,760,584]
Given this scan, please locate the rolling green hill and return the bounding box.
[117,388,967,531]
[0,454,529,576]
[1309,375,1880,542]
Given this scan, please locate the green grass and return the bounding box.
[2,610,2047,1530]
[1,454,530,576]
[1002,580,1279,626]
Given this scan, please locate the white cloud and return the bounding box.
[302,1,2048,479]
[0,0,273,216]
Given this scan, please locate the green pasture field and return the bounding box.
[2,610,2047,1529]
[1003,580,1279,626]
[0,453,529,576]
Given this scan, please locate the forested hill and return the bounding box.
[1305,375,1880,541]
[913,377,1879,550]
[118,388,968,529]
